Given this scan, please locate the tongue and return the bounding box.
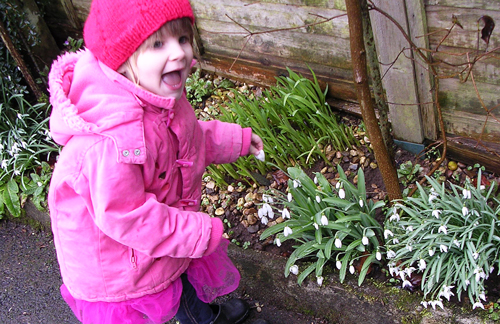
[163,71,181,86]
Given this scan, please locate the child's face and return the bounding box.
[135,32,193,100]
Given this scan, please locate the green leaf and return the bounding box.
[4,179,21,217]
[358,254,376,286]
[297,263,316,286]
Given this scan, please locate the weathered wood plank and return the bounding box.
[447,135,500,173]
[442,109,500,143]
[71,0,91,21]
[426,6,500,51]
[424,0,500,12]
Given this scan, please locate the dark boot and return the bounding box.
[212,298,250,324]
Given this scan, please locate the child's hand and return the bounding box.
[249,133,264,160]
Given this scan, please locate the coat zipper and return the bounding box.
[130,249,137,269]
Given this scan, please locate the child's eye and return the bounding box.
[153,40,163,49]
[179,36,190,44]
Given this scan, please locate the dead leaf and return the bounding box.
[479,15,495,46]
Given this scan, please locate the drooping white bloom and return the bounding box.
[473,302,484,310]
[314,176,318,184]
[439,285,455,301]
[406,226,414,232]
[1,159,7,170]
[283,226,293,237]
[420,301,428,308]
[335,182,341,189]
[334,238,342,249]
[438,225,447,234]
[474,267,486,282]
[480,185,486,190]
[274,238,281,247]
[454,239,461,248]
[479,292,486,302]
[429,193,438,203]
[384,229,394,239]
[389,212,400,222]
[473,252,479,260]
[406,244,413,252]
[392,238,399,244]
[317,276,324,286]
[293,179,301,188]
[491,266,495,274]
[429,249,435,257]
[376,251,382,261]
[462,206,469,216]
[404,267,416,277]
[338,188,346,199]
[290,265,299,275]
[261,216,268,225]
[402,280,412,289]
[465,279,470,286]
[359,199,364,208]
[37,181,43,187]
[462,189,472,199]
[320,215,328,226]
[287,192,293,202]
[282,208,291,219]
[419,259,426,271]
[255,150,265,161]
[432,210,441,219]
[387,250,396,259]
[336,260,342,270]
[362,236,369,246]
[430,300,444,310]
[349,265,355,274]
[313,223,319,230]
[440,244,448,253]
[316,195,321,203]
[263,194,273,203]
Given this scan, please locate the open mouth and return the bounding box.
[162,70,182,89]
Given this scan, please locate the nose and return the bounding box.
[168,40,186,61]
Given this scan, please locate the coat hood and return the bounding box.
[48,49,178,163]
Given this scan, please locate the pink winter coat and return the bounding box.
[48,49,251,303]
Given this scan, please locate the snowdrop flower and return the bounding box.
[334,238,342,249]
[430,300,444,310]
[314,176,318,184]
[473,302,484,310]
[480,185,486,190]
[293,179,301,188]
[392,238,399,244]
[258,203,274,219]
[429,249,435,257]
[463,189,471,199]
[282,208,291,219]
[438,225,447,235]
[462,206,469,216]
[362,236,369,246]
[255,150,265,161]
[359,199,364,208]
[387,250,396,259]
[1,160,8,170]
[263,194,273,203]
[335,182,341,189]
[283,226,293,237]
[420,301,428,308]
[465,279,470,286]
[474,267,486,282]
[439,285,455,301]
[428,193,438,203]
[376,251,382,261]
[336,260,342,270]
[384,229,394,239]
[37,182,42,187]
[491,266,495,274]
[406,226,413,232]
[440,244,448,253]
[453,239,460,248]
[389,265,399,277]
[316,195,321,203]
[313,223,319,230]
[338,188,346,199]
[317,276,324,286]
[419,259,426,271]
[13,169,20,176]
[402,280,412,289]
[287,192,293,202]
[274,237,281,247]
[260,216,268,225]
[349,265,355,274]
[432,210,441,219]
[320,215,328,226]
[479,292,486,302]
[389,212,400,222]
[404,267,416,277]
[406,244,412,252]
[290,265,299,275]
[473,252,479,260]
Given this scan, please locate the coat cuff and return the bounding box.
[205,217,224,256]
[240,127,252,156]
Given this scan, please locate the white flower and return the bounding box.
[440,244,448,253]
[1,160,8,169]
[349,265,355,274]
[287,192,293,202]
[439,285,455,301]
[37,181,42,187]
[429,249,435,257]
[473,252,479,260]
[314,176,318,184]
[320,215,328,226]
[336,260,342,270]
[402,280,412,289]
[404,267,416,277]
[419,259,426,271]
[465,279,470,286]
[263,194,273,203]
[432,210,441,219]
[406,226,414,232]
[317,276,324,286]
[335,238,342,249]
[474,267,486,282]
[313,223,319,230]
[420,301,428,308]
[13,169,20,176]
[283,226,293,237]
[335,182,341,189]
[274,238,281,247]
[389,265,399,277]
[338,188,346,199]
[290,265,299,275]
[429,193,438,203]
[258,203,274,219]
[384,229,394,239]
[282,208,291,219]
[254,150,265,161]
[359,199,364,208]
[479,292,486,302]
[480,185,486,190]
[473,302,484,310]
[462,206,469,216]
[261,216,268,225]
[293,179,301,188]
[362,236,369,245]
[463,189,472,199]
[491,266,495,274]
[392,238,399,244]
[316,195,321,203]
[387,250,396,259]
[430,300,444,310]
[265,204,274,219]
[406,244,412,252]
[376,251,382,260]
[389,212,400,222]
[438,225,447,235]
[454,239,460,248]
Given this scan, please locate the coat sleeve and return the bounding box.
[78,138,222,259]
[198,120,252,166]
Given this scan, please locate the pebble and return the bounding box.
[206,181,216,190]
[215,207,225,216]
[370,162,378,169]
[247,225,260,234]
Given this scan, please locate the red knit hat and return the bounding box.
[84,0,194,71]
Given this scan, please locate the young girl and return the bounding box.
[47,0,268,323]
